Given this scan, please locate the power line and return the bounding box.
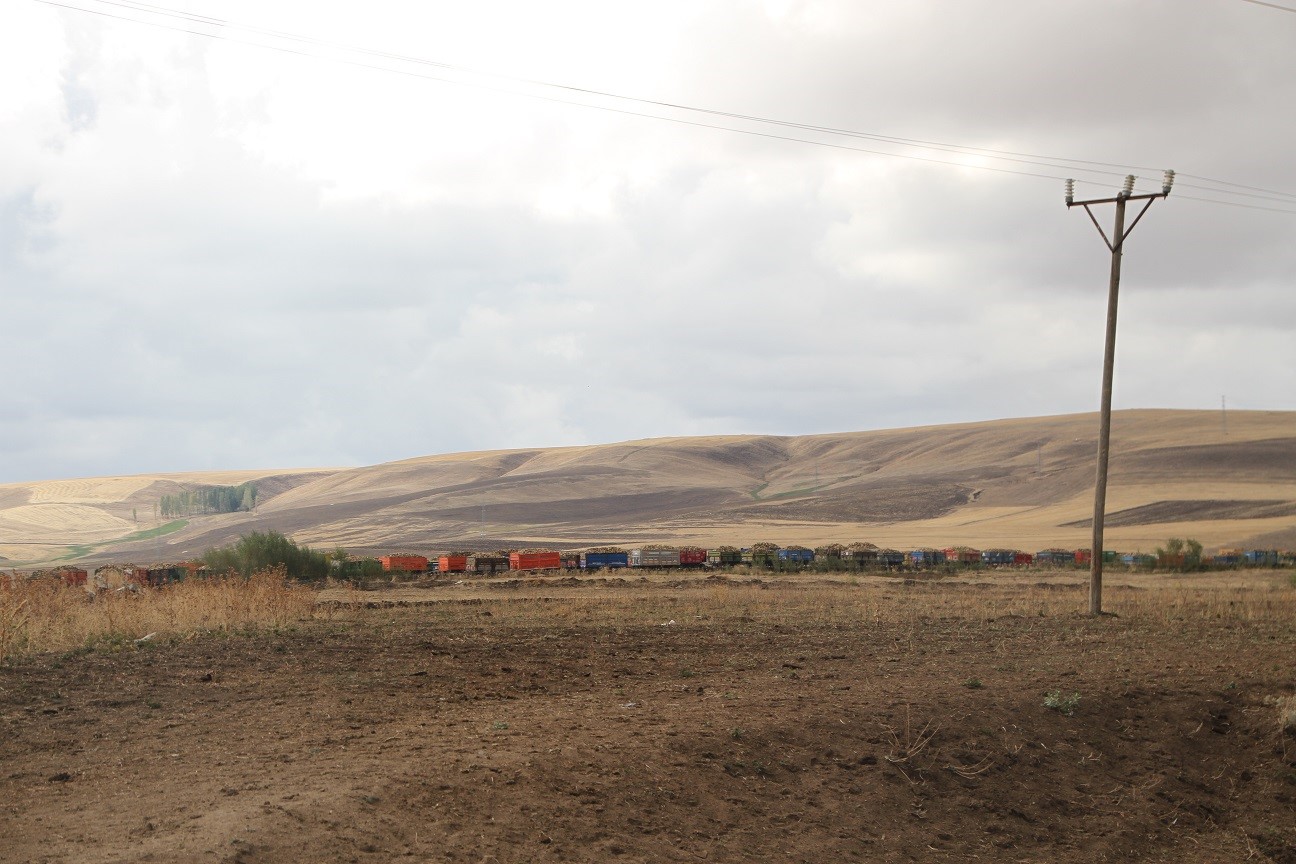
[1238,0,1296,13]
[1171,193,1296,214]
[57,4,1186,194]
[30,0,1296,214]
[1177,172,1296,202]
[77,0,1289,202]
[34,0,1159,185]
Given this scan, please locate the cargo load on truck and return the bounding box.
[629,548,681,568]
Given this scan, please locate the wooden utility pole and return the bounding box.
[1066,171,1174,615]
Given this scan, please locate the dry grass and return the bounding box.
[1268,694,1296,736]
[6,567,1294,664]
[0,567,316,661]
[325,576,1296,633]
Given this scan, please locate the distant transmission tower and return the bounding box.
[1221,395,1228,438]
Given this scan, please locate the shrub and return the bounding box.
[201,531,330,581]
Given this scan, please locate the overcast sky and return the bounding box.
[2,0,1294,483]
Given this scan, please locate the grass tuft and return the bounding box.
[1043,690,1081,716]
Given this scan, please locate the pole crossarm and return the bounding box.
[1067,191,1166,207]
[1074,194,1164,252]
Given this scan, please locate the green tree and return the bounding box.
[1155,537,1202,572]
[160,482,259,517]
[1156,537,1183,568]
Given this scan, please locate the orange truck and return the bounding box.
[438,555,469,573]
[379,555,429,573]
[509,551,562,571]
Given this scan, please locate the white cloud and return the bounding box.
[1,0,1293,482]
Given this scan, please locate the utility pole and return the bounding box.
[1066,170,1174,615]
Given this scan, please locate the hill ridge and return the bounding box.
[2,410,1293,566]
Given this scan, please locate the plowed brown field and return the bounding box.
[2,576,1294,863]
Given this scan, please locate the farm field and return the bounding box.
[2,570,1294,863]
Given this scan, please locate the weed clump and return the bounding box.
[1043,690,1081,716]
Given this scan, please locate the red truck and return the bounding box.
[679,548,707,567]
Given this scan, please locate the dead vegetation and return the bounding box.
[0,567,315,661]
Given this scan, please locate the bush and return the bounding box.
[201,531,330,581]
[1156,537,1203,572]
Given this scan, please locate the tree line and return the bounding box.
[160,483,257,517]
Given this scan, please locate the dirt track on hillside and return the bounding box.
[2,585,1294,863]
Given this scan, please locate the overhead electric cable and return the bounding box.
[94,0,1296,202]
[1238,0,1296,13]
[30,0,1296,214]
[1177,172,1296,202]
[1172,194,1296,214]
[54,0,1167,182]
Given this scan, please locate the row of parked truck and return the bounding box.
[374,544,1291,574]
[20,545,1287,590]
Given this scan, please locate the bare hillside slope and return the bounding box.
[1,410,1292,565]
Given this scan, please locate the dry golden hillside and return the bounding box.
[1,409,1293,566]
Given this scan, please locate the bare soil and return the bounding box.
[2,582,1295,863]
[1064,499,1296,529]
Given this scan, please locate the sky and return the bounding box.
[2,0,1294,483]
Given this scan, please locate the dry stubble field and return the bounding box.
[2,570,1295,863]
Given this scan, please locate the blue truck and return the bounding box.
[580,551,629,569]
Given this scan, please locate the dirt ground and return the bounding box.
[2,579,1295,863]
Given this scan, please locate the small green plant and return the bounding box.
[1043,690,1081,716]
[963,678,983,689]
[730,727,745,740]
[492,721,510,731]
[679,668,695,679]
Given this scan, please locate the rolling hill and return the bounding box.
[1,409,1293,567]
